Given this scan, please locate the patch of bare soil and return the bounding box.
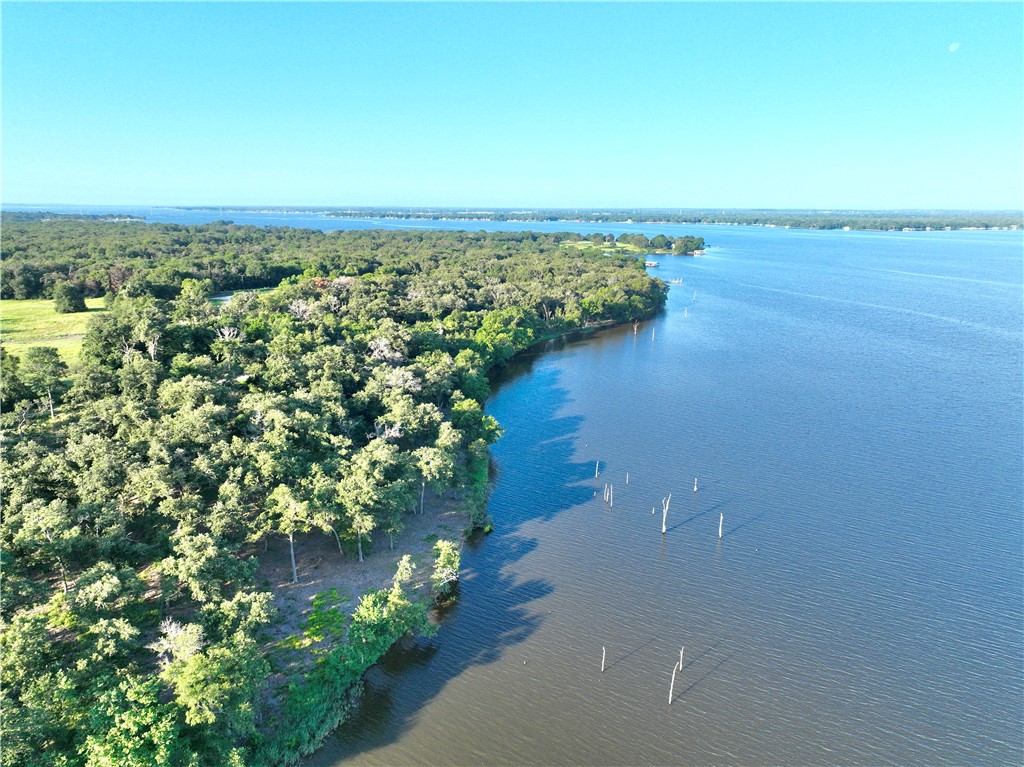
[253,488,467,653]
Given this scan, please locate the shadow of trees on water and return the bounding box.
[316,552,553,763]
[308,342,600,763]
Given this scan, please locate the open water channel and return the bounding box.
[12,207,1022,764]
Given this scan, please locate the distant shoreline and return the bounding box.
[4,206,1021,232]
[216,206,1024,231]
[321,216,1020,232]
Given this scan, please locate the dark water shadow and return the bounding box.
[679,651,737,696]
[675,648,736,701]
[312,547,553,763]
[485,364,610,528]
[726,512,766,537]
[668,500,730,532]
[308,334,612,764]
[604,636,658,673]
[375,639,439,674]
[464,529,537,560]
[682,639,723,671]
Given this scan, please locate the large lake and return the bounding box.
[12,207,1024,764]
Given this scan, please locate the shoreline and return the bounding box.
[260,311,655,766]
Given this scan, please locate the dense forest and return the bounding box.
[0,219,669,766]
[0,213,701,301]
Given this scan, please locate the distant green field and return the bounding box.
[0,298,107,365]
[562,240,644,253]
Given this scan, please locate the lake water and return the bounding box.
[301,225,1021,766]
[10,206,1023,764]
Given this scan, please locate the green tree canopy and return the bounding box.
[53,281,88,313]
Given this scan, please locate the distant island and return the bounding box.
[164,206,1020,232]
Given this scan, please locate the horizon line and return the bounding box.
[5,203,1023,215]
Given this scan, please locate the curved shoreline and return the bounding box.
[270,309,662,767]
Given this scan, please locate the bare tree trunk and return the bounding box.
[357,530,364,563]
[55,558,70,594]
[46,389,54,419]
[288,531,298,584]
[16,402,31,434]
[43,531,69,592]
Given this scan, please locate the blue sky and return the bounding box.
[3,2,1022,210]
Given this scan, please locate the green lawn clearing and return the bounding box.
[0,298,107,365]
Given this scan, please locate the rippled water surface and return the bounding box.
[301,225,1023,767]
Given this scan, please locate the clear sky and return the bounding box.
[3,2,1022,210]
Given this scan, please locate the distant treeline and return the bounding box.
[317,207,1022,231]
[0,214,698,301]
[2,212,145,222]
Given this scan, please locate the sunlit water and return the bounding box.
[10,207,1021,764]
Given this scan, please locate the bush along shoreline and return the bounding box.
[252,556,434,765]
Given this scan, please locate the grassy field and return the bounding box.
[0,298,107,365]
[562,240,645,253]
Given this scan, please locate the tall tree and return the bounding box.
[19,347,67,418]
[0,346,31,411]
[336,439,416,560]
[9,498,79,593]
[260,484,313,584]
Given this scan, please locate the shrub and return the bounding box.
[431,539,460,603]
[53,282,87,313]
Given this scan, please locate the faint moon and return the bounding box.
[948,42,961,53]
